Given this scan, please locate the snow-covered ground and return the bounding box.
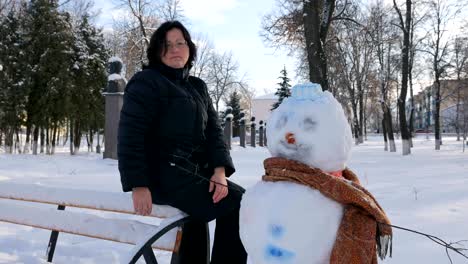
[0,135,467,263]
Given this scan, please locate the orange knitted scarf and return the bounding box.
[262,157,392,264]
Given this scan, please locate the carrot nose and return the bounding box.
[285,132,296,144]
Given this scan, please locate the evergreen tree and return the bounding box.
[225,91,243,137]
[0,2,109,155]
[23,0,74,154]
[0,11,28,152]
[271,65,291,110]
[69,15,109,154]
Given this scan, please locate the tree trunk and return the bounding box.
[382,118,388,151]
[23,123,31,154]
[399,61,411,153]
[46,126,51,155]
[96,132,101,154]
[434,80,441,150]
[456,84,461,141]
[52,124,58,155]
[15,130,21,154]
[56,126,61,151]
[363,88,369,142]
[63,119,69,146]
[384,105,396,152]
[303,0,333,91]
[364,115,368,141]
[393,0,412,155]
[69,120,74,155]
[399,33,411,155]
[4,128,12,154]
[32,126,39,155]
[86,133,90,152]
[89,130,94,152]
[73,120,81,155]
[352,103,360,145]
[397,96,409,151]
[358,89,364,144]
[5,128,14,154]
[409,71,414,148]
[40,127,45,153]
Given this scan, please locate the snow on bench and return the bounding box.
[0,182,182,218]
[0,182,190,263]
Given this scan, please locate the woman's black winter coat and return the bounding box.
[117,64,235,204]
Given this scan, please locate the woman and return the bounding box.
[117,21,247,264]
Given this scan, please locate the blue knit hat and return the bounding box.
[290,82,325,101]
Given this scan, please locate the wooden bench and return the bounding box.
[0,182,210,264]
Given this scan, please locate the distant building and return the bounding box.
[410,79,468,133]
[251,93,278,124]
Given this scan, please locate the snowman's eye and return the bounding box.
[270,224,284,239]
[303,117,317,131]
[276,115,288,129]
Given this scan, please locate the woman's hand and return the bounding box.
[132,187,152,215]
[209,167,228,203]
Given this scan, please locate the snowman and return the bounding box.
[239,83,391,264]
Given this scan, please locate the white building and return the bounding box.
[251,93,278,123]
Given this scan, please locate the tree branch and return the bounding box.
[331,0,348,21]
[393,0,406,31]
[331,16,364,27]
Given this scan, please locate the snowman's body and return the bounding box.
[240,83,353,264]
[240,181,343,264]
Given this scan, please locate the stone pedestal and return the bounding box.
[103,58,126,159]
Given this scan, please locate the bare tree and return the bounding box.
[393,0,413,155]
[112,0,161,76]
[363,75,382,139]
[236,81,255,117]
[462,93,468,149]
[261,0,355,90]
[450,36,468,140]
[423,0,463,150]
[407,0,428,147]
[110,0,186,77]
[206,51,241,112]
[332,4,374,145]
[157,0,185,21]
[303,0,361,90]
[60,0,98,25]
[191,33,214,79]
[368,1,399,152]
[261,0,304,54]
[103,29,127,61]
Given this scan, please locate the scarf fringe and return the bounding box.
[376,222,393,259]
[377,234,393,259]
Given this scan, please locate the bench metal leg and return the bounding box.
[128,216,192,264]
[46,205,66,262]
[143,246,158,264]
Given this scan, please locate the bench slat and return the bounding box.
[0,200,181,252]
[0,182,182,218]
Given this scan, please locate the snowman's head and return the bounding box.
[266,83,353,172]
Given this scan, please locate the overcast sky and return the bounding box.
[93,0,298,97]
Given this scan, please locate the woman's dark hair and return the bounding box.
[146,20,197,70]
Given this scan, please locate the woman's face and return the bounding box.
[161,28,190,69]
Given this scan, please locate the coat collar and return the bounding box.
[150,63,189,81]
